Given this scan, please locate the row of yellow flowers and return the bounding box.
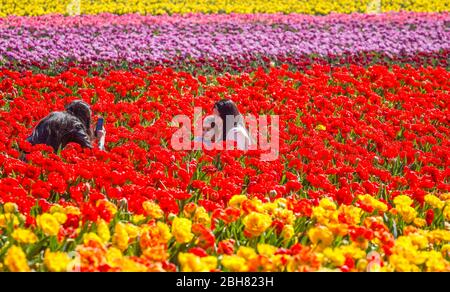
[0,0,448,17]
[0,193,449,272]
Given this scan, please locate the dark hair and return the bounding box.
[65,100,93,138]
[214,99,242,141]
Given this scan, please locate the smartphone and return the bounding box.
[95,117,104,137]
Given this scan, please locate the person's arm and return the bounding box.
[96,128,106,151]
[68,122,93,149]
[235,131,248,151]
[226,128,249,151]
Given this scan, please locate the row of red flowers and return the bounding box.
[1,64,448,221]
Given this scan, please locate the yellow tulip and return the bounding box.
[4,246,30,272]
[12,228,38,244]
[424,194,445,210]
[172,217,194,244]
[44,249,71,272]
[178,253,217,272]
[242,212,272,237]
[308,225,334,248]
[97,220,111,243]
[4,202,19,213]
[221,255,248,272]
[113,222,129,251]
[142,201,164,219]
[37,213,61,236]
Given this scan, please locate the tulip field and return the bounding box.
[0,1,449,272]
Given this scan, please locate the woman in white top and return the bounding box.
[212,99,252,151]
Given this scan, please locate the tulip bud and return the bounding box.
[118,198,128,211]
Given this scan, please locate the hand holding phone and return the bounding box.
[95,117,104,138]
[95,117,106,151]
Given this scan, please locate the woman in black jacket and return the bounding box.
[26,100,105,152]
